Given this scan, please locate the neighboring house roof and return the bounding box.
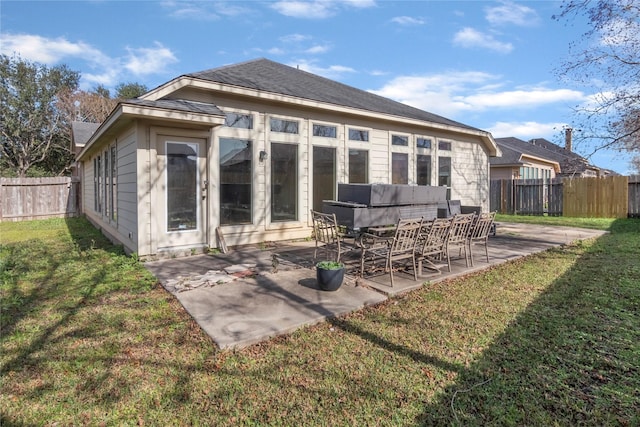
[491,137,561,172]
[492,137,599,176]
[71,121,101,148]
[183,58,480,133]
[528,138,600,176]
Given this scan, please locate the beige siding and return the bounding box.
[491,167,516,180]
[79,86,495,257]
[117,128,138,254]
[82,155,94,215]
[450,140,490,210]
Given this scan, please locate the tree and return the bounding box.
[554,0,640,173]
[115,82,148,99]
[56,87,117,125]
[0,54,80,177]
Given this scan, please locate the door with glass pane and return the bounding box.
[312,146,336,212]
[157,137,207,248]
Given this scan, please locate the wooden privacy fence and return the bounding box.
[491,176,639,218]
[0,177,80,222]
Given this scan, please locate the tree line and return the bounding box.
[0,54,148,177]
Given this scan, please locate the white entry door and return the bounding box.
[157,136,208,249]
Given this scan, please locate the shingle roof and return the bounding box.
[186,58,481,132]
[489,140,523,165]
[125,98,225,116]
[71,121,101,146]
[494,137,563,163]
[528,138,599,175]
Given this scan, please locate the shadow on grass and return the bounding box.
[0,217,138,374]
[410,218,640,425]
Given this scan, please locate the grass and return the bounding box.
[1,216,639,426]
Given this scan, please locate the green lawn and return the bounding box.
[1,216,639,426]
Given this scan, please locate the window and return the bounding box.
[97,155,102,213]
[417,137,432,149]
[167,142,198,231]
[416,154,431,186]
[103,150,109,217]
[438,140,452,151]
[225,112,253,129]
[93,157,99,212]
[348,128,369,142]
[271,143,297,222]
[270,118,299,134]
[220,138,252,225]
[349,149,368,183]
[313,124,337,138]
[392,153,408,184]
[110,145,117,221]
[392,135,408,146]
[438,156,451,199]
[312,146,336,212]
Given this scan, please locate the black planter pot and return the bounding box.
[316,266,345,291]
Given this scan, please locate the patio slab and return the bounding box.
[145,223,607,348]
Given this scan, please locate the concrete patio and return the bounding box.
[144,222,607,349]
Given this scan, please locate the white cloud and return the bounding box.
[305,44,331,54]
[269,34,330,56]
[488,121,567,139]
[453,28,513,53]
[271,1,336,18]
[342,0,376,8]
[371,71,499,116]
[0,33,109,66]
[161,1,251,20]
[291,60,356,79]
[124,42,178,76]
[267,47,286,55]
[391,16,425,26]
[280,34,311,43]
[464,88,586,109]
[371,71,588,118]
[485,1,539,27]
[0,33,178,88]
[271,0,375,19]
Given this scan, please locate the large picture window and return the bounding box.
[392,153,408,184]
[312,146,336,212]
[167,142,198,231]
[438,156,452,200]
[348,149,368,183]
[271,143,297,222]
[417,154,431,186]
[220,138,252,225]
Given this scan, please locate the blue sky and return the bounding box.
[0,0,631,174]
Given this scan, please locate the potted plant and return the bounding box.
[315,260,346,291]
